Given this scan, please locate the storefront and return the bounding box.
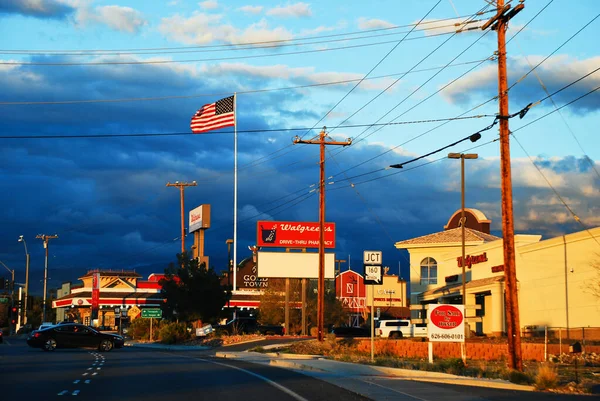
[395,208,600,336]
[52,270,165,327]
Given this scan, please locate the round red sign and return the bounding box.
[430,305,463,329]
[77,299,83,305]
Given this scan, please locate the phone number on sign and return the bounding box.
[430,333,464,340]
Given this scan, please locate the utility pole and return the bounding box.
[482,0,524,371]
[294,127,351,341]
[166,181,197,255]
[36,234,58,323]
[18,235,30,325]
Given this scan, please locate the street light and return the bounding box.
[18,235,30,325]
[448,152,478,357]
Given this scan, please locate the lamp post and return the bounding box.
[448,152,478,359]
[37,234,58,323]
[18,235,30,325]
[448,153,478,305]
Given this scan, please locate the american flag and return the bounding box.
[190,95,235,133]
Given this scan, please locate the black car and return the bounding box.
[330,326,371,338]
[27,323,124,352]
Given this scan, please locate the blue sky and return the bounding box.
[0,0,599,292]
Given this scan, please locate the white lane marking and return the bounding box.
[96,367,101,370]
[87,368,92,370]
[82,373,89,376]
[73,380,80,384]
[85,380,91,384]
[92,372,98,376]
[58,390,69,396]
[72,390,80,396]
[179,355,309,401]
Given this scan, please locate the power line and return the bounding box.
[0,114,493,140]
[0,20,486,57]
[0,31,463,67]
[296,0,444,141]
[0,58,490,106]
[1,12,494,54]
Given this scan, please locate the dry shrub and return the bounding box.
[535,363,558,390]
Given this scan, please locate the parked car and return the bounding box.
[37,322,55,331]
[376,319,427,338]
[330,326,371,338]
[26,323,124,352]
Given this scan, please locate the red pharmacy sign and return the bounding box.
[257,221,336,248]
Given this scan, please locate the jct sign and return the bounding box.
[427,304,465,343]
[257,221,335,248]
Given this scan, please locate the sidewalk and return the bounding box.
[126,341,535,394]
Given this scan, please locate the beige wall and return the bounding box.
[401,227,600,332]
[365,275,407,308]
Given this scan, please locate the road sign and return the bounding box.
[364,264,383,285]
[142,309,162,319]
[363,250,382,265]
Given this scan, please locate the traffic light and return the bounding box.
[10,306,17,325]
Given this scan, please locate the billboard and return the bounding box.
[257,252,335,279]
[257,221,335,248]
[189,204,211,233]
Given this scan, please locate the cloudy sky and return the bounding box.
[0,0,598,293]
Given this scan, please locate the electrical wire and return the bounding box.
[296,0,444,141]
[0,31,461,67]
[0,20,486,57]
[0,114,493,140]
[2,11,495,54]
[0,58,492,106]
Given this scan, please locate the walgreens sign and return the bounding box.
[257,221,336,248]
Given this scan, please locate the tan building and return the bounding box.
[395,208,600,336]
[365,273,410,319]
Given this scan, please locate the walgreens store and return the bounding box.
[395,208,600,337]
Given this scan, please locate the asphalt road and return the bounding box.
[2,338,594,400]
[1,338,368,401]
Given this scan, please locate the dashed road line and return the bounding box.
[92,372,98,376]
[84,380,91,384]
[58,390,69,396]
[82,373,89,376]
[72,390,80,396]
[73,380,80,384]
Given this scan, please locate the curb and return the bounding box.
[270,359,327,372]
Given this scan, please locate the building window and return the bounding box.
[420,257,437,285]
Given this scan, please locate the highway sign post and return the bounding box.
[141,309,162,318]
[142,309,162,342]
[363,250,383,362]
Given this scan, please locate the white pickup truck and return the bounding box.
[376,319,427,338]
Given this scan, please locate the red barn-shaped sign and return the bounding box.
[335,270,366,313]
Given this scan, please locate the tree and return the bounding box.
[160,252,231,324]
[585,254,600,300]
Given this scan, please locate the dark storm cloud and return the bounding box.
[0,0,75,19]
[1,54,597,294]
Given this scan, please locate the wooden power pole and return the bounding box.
[482,0,524,371]
[166,181,197,255]
[36,234,58,323]
[294,127,351,341]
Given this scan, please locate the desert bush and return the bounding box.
[535,363,558,390]
[159,322,192,344]
[503,369,534,385]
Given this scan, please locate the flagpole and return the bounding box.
[233,92,238,293]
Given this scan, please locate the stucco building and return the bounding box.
[395,208,600,336]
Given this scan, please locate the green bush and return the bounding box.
[159,322,192,344]
[503,369,533,385]
[437,358,466,375]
